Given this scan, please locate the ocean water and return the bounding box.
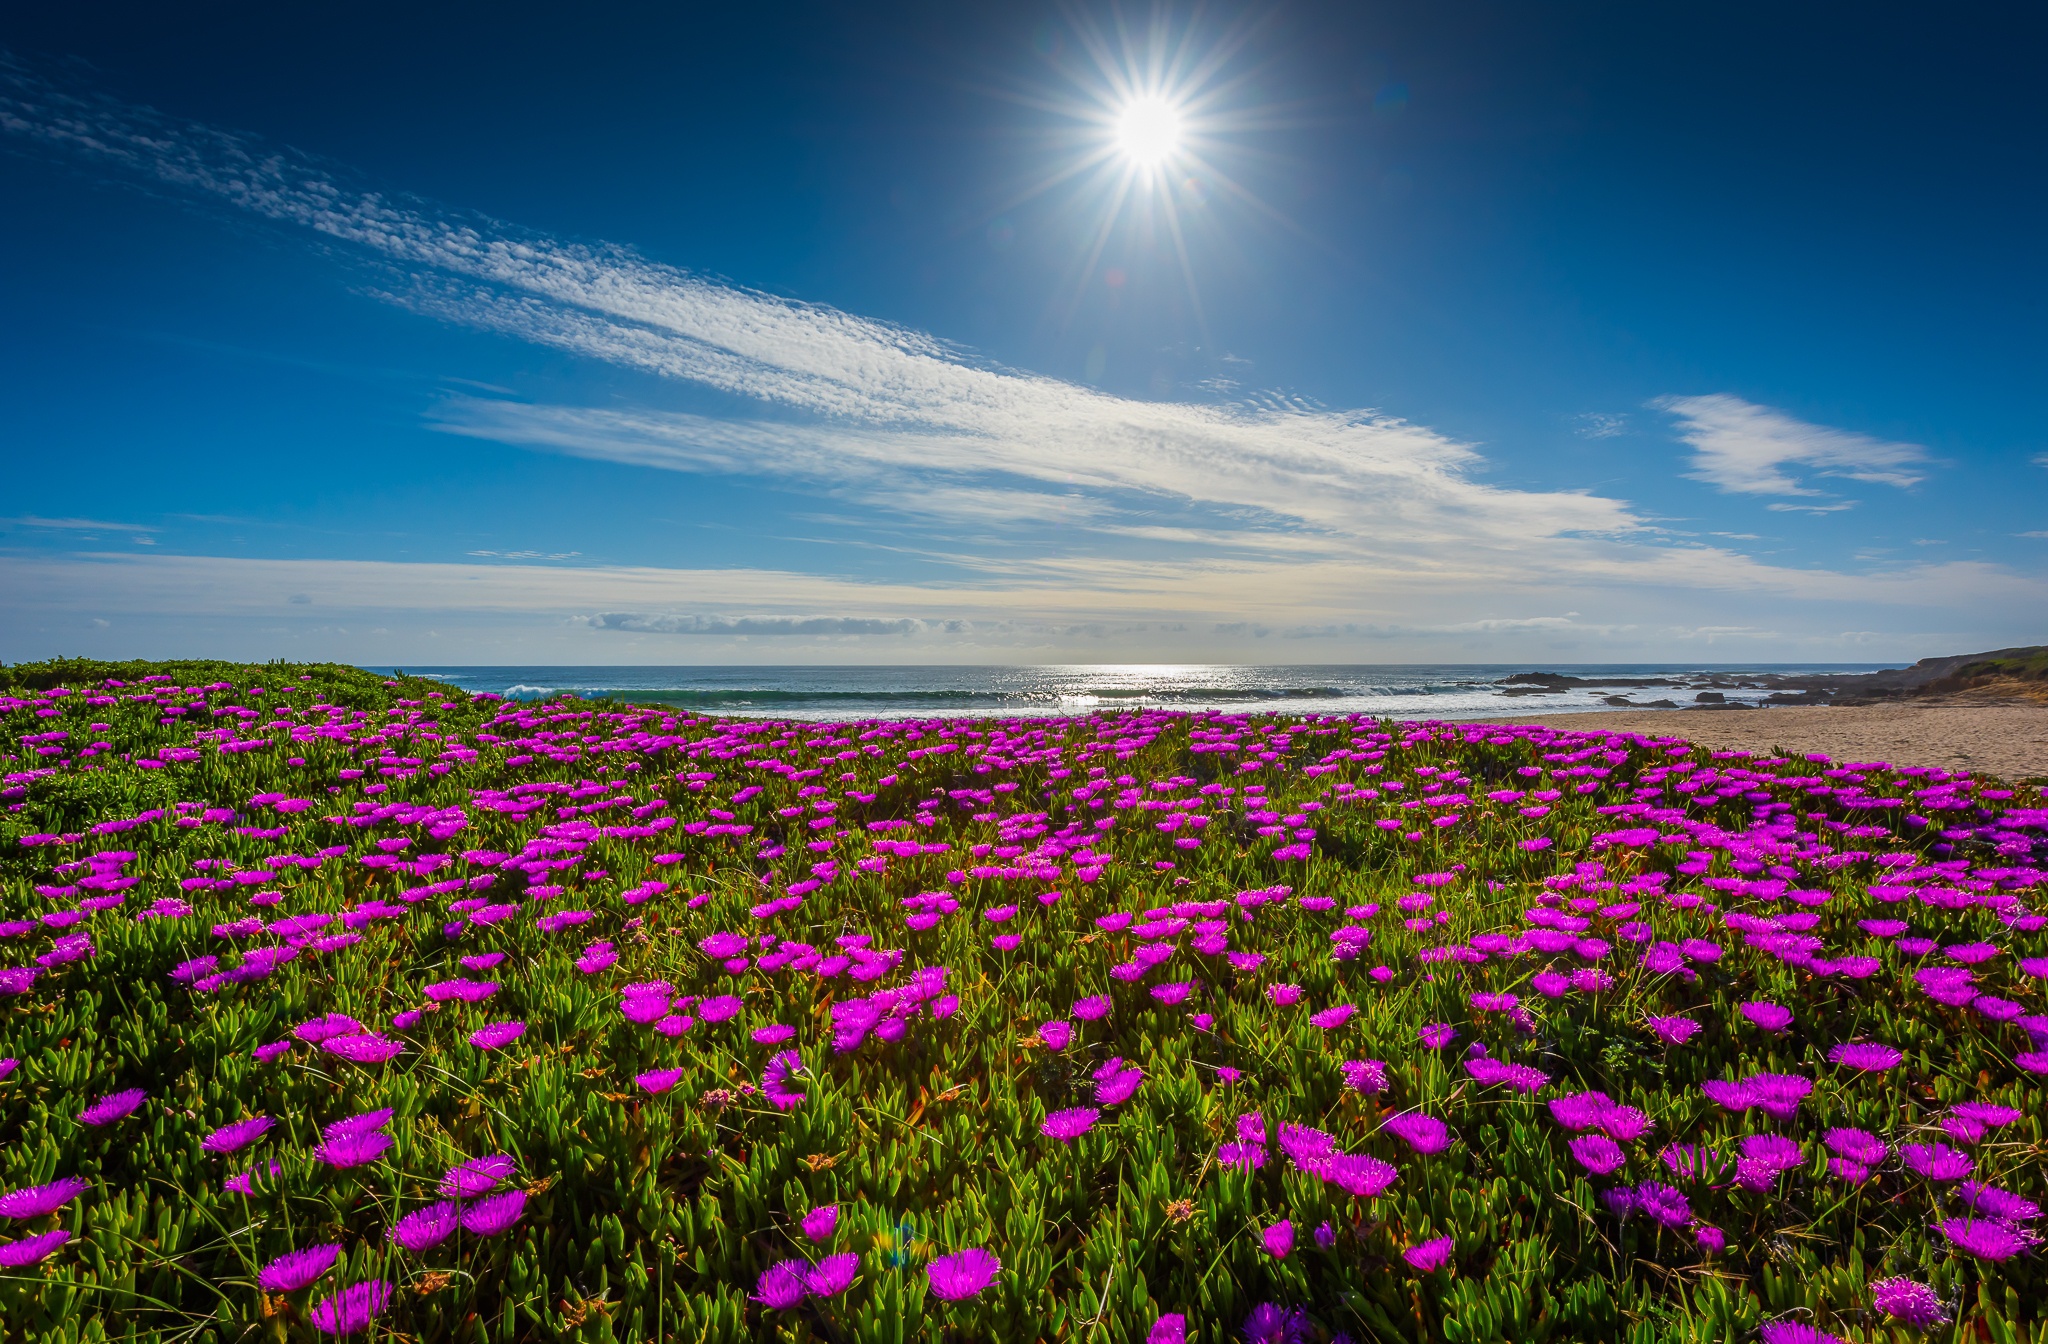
[378,663,1891,722]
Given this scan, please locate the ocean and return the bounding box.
[373,663,1893,722]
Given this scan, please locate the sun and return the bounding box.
[1115,95,1181,168]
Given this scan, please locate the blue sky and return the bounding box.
[1,1,2042,665]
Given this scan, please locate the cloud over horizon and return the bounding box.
[0,55,2032,663]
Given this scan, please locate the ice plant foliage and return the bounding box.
[0,662,2044,1340]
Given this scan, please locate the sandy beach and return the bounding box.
[1483,703,2048,780]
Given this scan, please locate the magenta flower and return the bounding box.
[1938,1217,2027,1260]
[201,1116,276,1155]
[0,1229,71,1267]
[308,1280,393,1336]
[1464,1057,1548,1092]
[1418,1023,1456,1049]
[1958,1182,2040,1223]
[0,1176,89,1220]
[1901,1143,1973,1182]
[258,1243,342,1292]
[805,1252,859,1296]
[1738,1001,1792,1032]
[763,1050,807,1109]
[927,1247,1001,1301]
[1634,1181,1692,1228]
[1759,1325,1843,1344]
[802,1204,839,1242]
[1147,1312,1187,1344]
[1828,1042,1902,1071]
[1871,1277,1947,1328]
[316,1130,393,1169]
[1096,1064,1145,1107]
[388,1201,459,1252]
[1041,1107,1100,1143]
[468,1020,526,1050]
[1644,1016,1700,1046]
[1383,1113,1450,1155]
[1823,1128,1888,1165]
[1569,1134,1626,1175]
[78,1087,146,1126]
[754,1258,809,1309]
[458,1188,527,1237]
[1340,1059,1389,1095]
[1402,1235,1453,1271]
[1072,995,1111,1021]
[1262,1219,1294,1258]
[224,1161,282,1194]
[323,1034,405,1064]
[1695,1225,1726,1254]
[1308,1003,1357,1030]
[439,1154,516,1199]
[636,1066,686,1094]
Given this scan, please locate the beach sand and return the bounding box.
[1476,704,2048,781]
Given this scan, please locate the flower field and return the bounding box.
[2,658,2045,1344]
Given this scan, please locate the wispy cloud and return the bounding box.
[1573,413,1627,439]
[3,58,2035,661]
[1,514,155,533]
[1655,394,1929,497]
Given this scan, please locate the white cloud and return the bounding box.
[1574,413,1627,439]
[1,514,155,532]
[1655,394,1929,497]
[3,62,2039,663]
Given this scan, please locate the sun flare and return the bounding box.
[1114,95,1181,167]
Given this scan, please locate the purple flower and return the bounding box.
[1383,1113,1450,1155]
[927,1247,1001,1301]
[78,1087,146,1126]
[323,1033,405,1064]
[1828,1042,1902,1071]
[1900,1143,1973,1182]
[763,1050,807,1109]
[751,1023,797,1046]
[201,1116,276,1155]
[1038,1020,1073,1050]
[1634,1181,1692,1228]
[805,1252,859,1296]
[388,1201,460,1252]
[754,1258,809,1309]
[458,1188,527,1237]
[802,1204,839,1242]
[1695,1225,1725,1254]
[1042,1107,1100,1143]
[1569,1134,1626,1175]
[1262,1219,1294,1258]
[308,1280,393,1336]
[1937,1217,2028,1260]
[1958,1182,2040,1224]
[1871,1277,1947,1329]
[1759,1325,1843,1344]
[1464,1057,1549,1092]
[1244,1303,1309,1344]
[1340,1059,1389,1095]
[315,1130,393,1169]
[636,1067,686,1094]
[1148,1313,1188,1344]
[468,1020,527,1051]
[1740,1133,1803,1173]
[259,1243,342,1292]
[1823,1128,1888,1165]
[1739,1001,1792,1032]
[1309,1004,1357,1030]
[1952,1101,2022,1129]
[1314,1221,1336,1249]
[1418,1023,1456,1049]
[1218,1142,1267,1171]
[439,1154,516,1199]
[0,1176,89,1220]
[1402,1235,1453,1271]
[1072,995,1111,1021]
[1096,1064,1145,1107]
[1644,1016,1700,1046]
[0,1229,71,1267]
